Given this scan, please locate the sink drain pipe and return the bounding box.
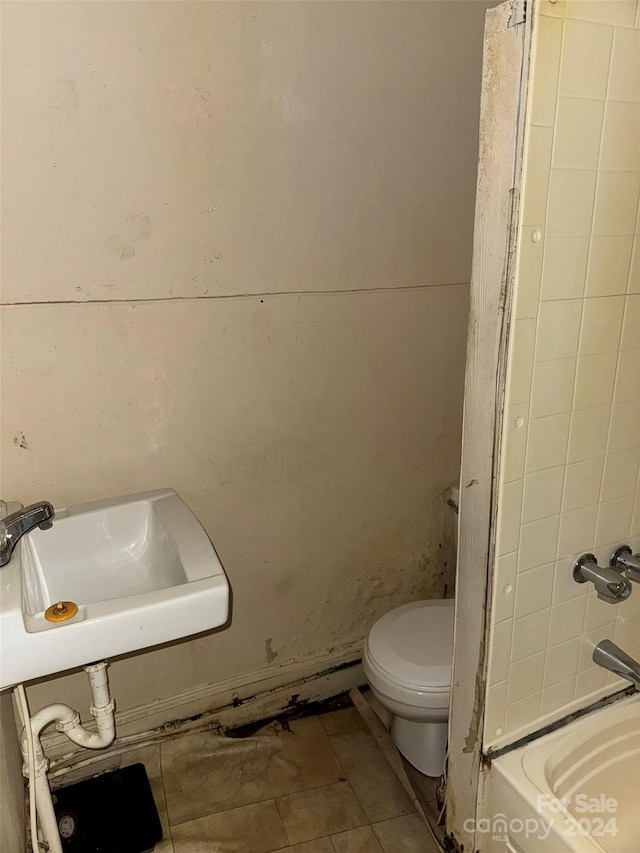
[15,662,115,853]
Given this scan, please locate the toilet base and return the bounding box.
[391,716,447,777]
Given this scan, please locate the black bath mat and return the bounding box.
[52,762,163,853]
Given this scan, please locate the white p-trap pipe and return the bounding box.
[19,662,116,853]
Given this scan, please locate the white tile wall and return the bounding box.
[592,172,640,235]
[579,296,625,354]
[586,235,634,296]
[602,450,640,502]
[540,236,589,300]
[484,0,640,750]
[609,27,640,100]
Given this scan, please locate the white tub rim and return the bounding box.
[490,691,640,852]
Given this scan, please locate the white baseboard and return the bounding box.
[45,645,366,775]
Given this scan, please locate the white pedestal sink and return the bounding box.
[0,489,229,690]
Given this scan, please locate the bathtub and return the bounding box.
[482,692,640,853]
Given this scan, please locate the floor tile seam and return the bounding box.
[378,750,423,815]
[269,776,365,806]
[270,795,290,847]
[168,794,289,836]
[324,739,379,821]
[269,834,340,853]
[329,740,420,825]
[346,691,427,821]
[327,825,385,853]
[156,744,175,846]
[335,777,417,826]
[164,767,360,830]
[365,805,421,827]
[370,812,441,849]
[272,780,370,847]
[319,723,366,737]
[166,778,366,830]
[327,730,397,776]
[158,733,302,822]
[333,751,414,787]
[369,821,396,853]
[379,802,444,852]
[328,732,419,811]
[170,798,293,853]
[327,704,398,761]
[329,704,428,838]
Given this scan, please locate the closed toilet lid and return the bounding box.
[367,599,454,690]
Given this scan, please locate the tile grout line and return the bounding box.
[153,698,445,850]
[348,688,444,852]
[147,739,173,853]
[620,62,640,552]
[535,8,573,715]
[321,731,389,830]
[347,690,419,808]
[265,796,291,850]
[157,740,176,850]
[505,4,569,715]
[165,776,356,831]
[266,728,364,849]
[594,21,626,555]
[270,774,371,847]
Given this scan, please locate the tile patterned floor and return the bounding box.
[117,705,440,852]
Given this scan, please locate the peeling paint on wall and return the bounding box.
[264,638,278,663]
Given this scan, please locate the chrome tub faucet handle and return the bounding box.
[611,546,640,585]
[573,553,632,604]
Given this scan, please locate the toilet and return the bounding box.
[363,598,455,777]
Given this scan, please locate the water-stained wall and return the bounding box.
[1,2,489,719]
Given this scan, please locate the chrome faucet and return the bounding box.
[593,639,640,690]
[610,546,640,585]
[0,501,55,567]
[573,553,632,604]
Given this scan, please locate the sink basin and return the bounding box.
[0,489,229,690]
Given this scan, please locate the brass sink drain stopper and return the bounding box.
[45,601,78,622]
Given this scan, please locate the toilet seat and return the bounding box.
[364,600,454,708]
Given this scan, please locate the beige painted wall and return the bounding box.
[484,0,640,750]
[1,2,489,719]
[2,1,484,304]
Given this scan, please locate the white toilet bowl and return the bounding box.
[363,598,454,777]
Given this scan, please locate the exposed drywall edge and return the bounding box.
[445,0,531,848]
[40,645,365,766]
[1,280,471,308]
